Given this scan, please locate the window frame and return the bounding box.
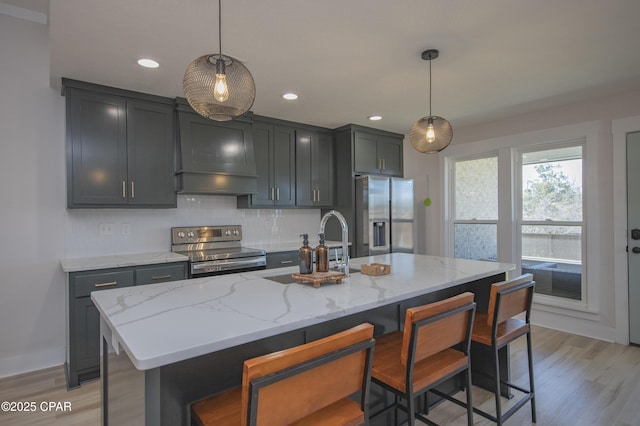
[441,121,601,315]
[448,152,500,261]
[516,140,586,305]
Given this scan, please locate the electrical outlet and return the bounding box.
[121,223,131,236]
[99,223,114,236]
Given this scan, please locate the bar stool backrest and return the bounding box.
[487,273,535,327]
[401,292,476,366]
[241,323,375,426]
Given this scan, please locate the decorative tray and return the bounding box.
[360,263,391,276]
[291,271,347,288]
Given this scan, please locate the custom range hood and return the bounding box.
[175,98,258,195]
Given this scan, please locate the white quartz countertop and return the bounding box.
[60,241,347,272]
[246,240,349,253]
[91,253,514,370]
[60,252,189,272]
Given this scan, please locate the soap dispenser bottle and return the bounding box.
[298,234,313,274]
[315,233,328,273]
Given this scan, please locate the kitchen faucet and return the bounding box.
[319,210,349,273]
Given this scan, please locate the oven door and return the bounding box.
[190,256,267,277]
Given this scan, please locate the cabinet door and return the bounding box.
[273,126,296,206]
[353,131,380,174]
[295,129,315,206]
[67,89,127,206]
[74,298,101,372]
[249,122,275,206]
[126,100,176,206]
[378,137,403,176]
[314,132,334,207]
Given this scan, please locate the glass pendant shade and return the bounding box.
[409,49,452,153]
[183,54,255,121]
[409,115,453,153]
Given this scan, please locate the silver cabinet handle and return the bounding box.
[131,181,135,199]
[280,260,293,264]
[276,187,280,201]
[122,181,126,199]
[95,281,118,288]
[270,187,275,201]
[382,158,386,170]
[152,275,172,280]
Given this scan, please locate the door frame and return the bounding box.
[612,115,640,345]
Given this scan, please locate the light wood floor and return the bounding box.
[0,326,638,425]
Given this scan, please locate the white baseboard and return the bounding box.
[0,347,65,379]
[532,311,616,343]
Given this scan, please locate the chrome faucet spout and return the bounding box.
[319,210,349,273]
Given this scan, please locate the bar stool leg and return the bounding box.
[465,365,474,426]
[406,392,416,425]
[493,346,503,426]
[527,332,537,423]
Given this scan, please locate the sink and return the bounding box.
[264,268,360,285]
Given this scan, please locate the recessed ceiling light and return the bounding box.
[137,58,159,68]
[282,93,298,100]
[368,115,382,121]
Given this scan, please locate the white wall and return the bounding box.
[0,14,321,378]
[0,13,67,378]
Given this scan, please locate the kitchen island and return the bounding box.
[92,253,514,425]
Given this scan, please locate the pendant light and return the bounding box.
[409,49,453,153]
[183,0,256,121]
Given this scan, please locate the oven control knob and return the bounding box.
[187,232,195,238]
[177,232,185,238]
[224,230,232,236]
[233,229,239,236]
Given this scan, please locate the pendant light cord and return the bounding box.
[218,0,222,56]
[428,58,432,117]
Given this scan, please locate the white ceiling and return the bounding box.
[13,1,640,134]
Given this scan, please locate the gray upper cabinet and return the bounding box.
[64,80,176,208]
[237,121,295,207]
[353,129,403,176]
[296,129,334,207]
[322,124,404,248]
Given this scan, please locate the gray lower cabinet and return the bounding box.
[265,251,298,269]
[66,262,187,388]
[64,79,176,208]
[296,129,334,207]
[237,121,295,207]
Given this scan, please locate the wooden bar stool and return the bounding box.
[370,292,476,426]
[190,323,375,426]
[471,273,536,425]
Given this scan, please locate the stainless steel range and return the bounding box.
[171,225,266,277]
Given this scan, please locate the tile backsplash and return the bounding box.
[65,195,321,258]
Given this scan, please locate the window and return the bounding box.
[451,155,498,261]
[520,145,584,301]
[444,122,599,314]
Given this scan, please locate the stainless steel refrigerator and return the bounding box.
[355,175,414,257]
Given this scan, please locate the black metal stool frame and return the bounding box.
[473,280,536,425]
[370,301,476,426]
[247,338,375,426]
